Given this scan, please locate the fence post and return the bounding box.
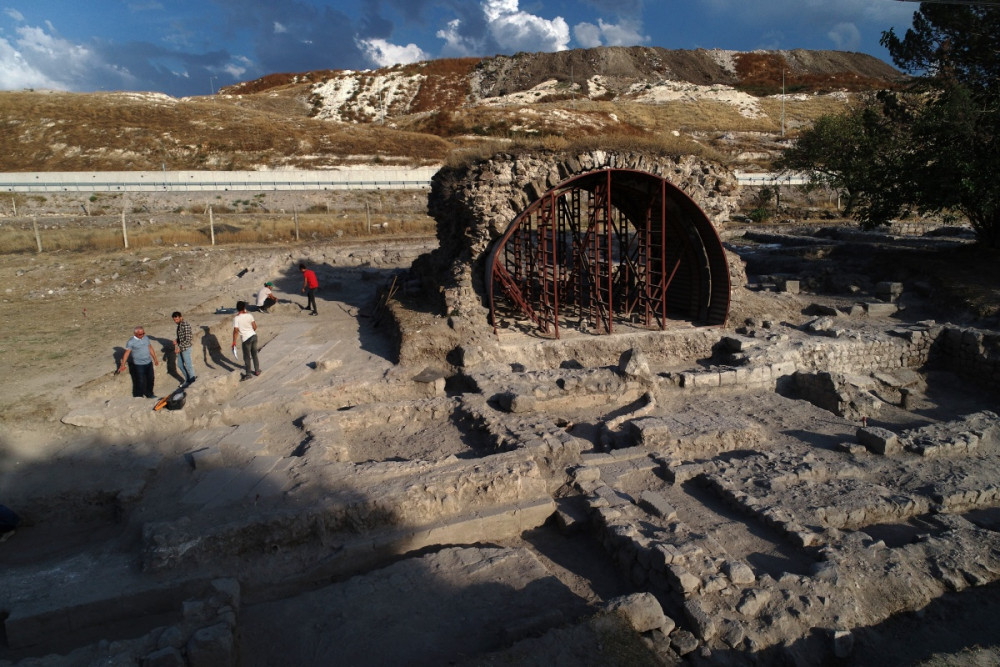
[294,206,299,241]
[121,207,129,249]
[209,206,215,246]
[32,216,42,253]
[366,202,371,233]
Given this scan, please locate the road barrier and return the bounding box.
[0,168,440,193]
[1,168,811,193]
[735,171,812,186]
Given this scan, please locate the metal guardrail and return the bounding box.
[1,169,811,193]
[735,172,812,186]
[0,169,439,193]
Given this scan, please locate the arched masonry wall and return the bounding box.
[415,150,741,324]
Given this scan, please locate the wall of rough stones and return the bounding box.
[414,149,741,325]
[931,326,1000,392]
[672,323,939,398]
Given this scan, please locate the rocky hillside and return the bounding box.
[1,46,902,173]
[230,47,900,122]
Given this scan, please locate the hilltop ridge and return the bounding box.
[0,46,901,173]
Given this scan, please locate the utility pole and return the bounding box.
[781,70,786,137]
[121,196,129,249]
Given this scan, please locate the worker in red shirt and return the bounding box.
[299,262,319,316]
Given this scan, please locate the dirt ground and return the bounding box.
[2,202,1000,666]
[0,235,417,461]
[0,230,656,666]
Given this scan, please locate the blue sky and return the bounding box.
[0,0,919,97]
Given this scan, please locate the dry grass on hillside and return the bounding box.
[399,58,479,114]
[610,100,773,134]
[734,53,903,96]
[757,95,855,133]
[220,70,341,96]
[444,130,726,169]
[411,93,853,146]
[0,91,452,171]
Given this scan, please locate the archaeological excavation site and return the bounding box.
[2,150,1000,666]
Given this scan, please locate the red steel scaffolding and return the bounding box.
[486,169,730,338]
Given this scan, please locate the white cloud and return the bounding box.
[435,0,571,57]
[436,18,481,57]
[4,8,24,21]
[224,55,251,80]
[828,22,861,51]
[0,22,145,92]
[573,18,648,48]
[483,0,570,52]
[0,35,60,89]
[357,37,429,68]
[573,22,602,49]
[4,25,101,87]
[273,21,287,34]
[598,19,648,46]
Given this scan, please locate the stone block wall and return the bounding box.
[792,326,938,375]
[931,326,1000,392]
[675,326,939,397]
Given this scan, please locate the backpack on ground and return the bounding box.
[167,390,186,410]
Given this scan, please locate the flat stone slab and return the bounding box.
[1,551,210,650]
[239,546,585,666]
[181,455,289,509]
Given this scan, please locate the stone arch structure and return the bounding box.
[412,149,740,346]
[485,168,731,338]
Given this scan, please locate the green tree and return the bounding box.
[780,4,1000,247]
[780,95,915,226]
[748,185,775,222]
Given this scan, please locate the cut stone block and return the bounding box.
[736,588,771,618]
[671,629,699,656]
[876,282,904,302]
[724,560,756,585]
[683,599,717,640]
[605,592,669,633]
[865,302,898,317]
[669,565,701,596]
[780,279,800,294]
[638,491,678,521]
[618,348,652,381]
[856,426,901,455]
[553,503,589,534]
